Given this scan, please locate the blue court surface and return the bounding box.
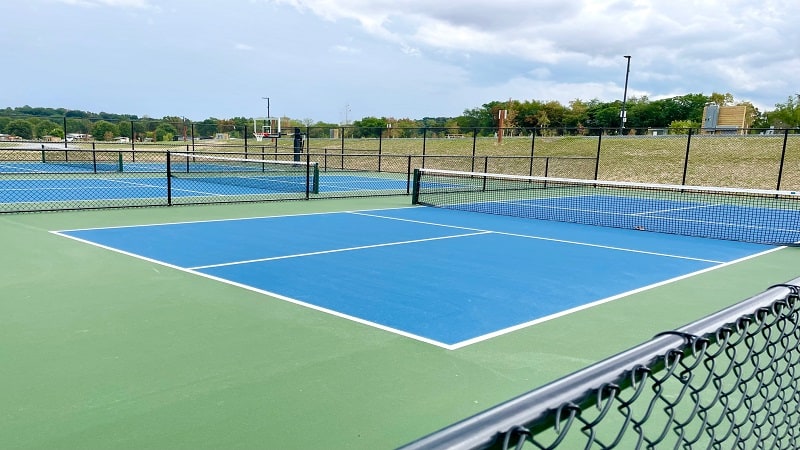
[53,206,776,349]
[0,173,407,203]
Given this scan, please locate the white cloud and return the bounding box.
[333,45,360,54]
[4,0,799,122]
[57,0,152,7]
[267,0,800,111]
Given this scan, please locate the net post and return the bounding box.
[92,142,97,173]
[411,169,421,204]
[312,163,320,195]
[117,152,123,172]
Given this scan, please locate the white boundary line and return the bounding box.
[50,206,782,350]
[190,231,491,270]
[352,211,725,263]
[51,230,457,349]
[447,245,785,349]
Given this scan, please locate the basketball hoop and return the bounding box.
[254,132,265,142]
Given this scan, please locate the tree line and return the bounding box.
[1,92,798,141]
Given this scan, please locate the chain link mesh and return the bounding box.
[401,283,800,450]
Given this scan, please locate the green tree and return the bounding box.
[513,100,544,128]
[352,116,386,138]
[34,120,61,138]
[709,92,734,106]
[49,127,65,139]
[668,120,700,134]
[564,99,589,128]
[735,101,760,129]
[195,119,219,138]
[769,95,800,128]
[585,100,621,130]
[460,102,502,132]
[92,121,119,141]
[7,119,33,139]
[117,120,132,138]
[154,123,177,141]
[0,117,11,133]
[66,118,91,134]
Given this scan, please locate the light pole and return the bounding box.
[262,97,270,118]
[620,55,631,135]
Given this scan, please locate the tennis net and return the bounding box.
[411,168,800,245]
[42,149,123,172]
[168,152,319,195]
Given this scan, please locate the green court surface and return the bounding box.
[2,197,800,449]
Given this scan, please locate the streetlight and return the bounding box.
[620,55,631,135]
[262,96,270,118]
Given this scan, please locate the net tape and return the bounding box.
[169,152,319,194]
[412,168,800,245]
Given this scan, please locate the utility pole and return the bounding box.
[497,109,508,144]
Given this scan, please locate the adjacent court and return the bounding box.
[55,205,775,349]
[0,153,411,208]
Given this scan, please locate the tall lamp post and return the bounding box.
[262,96,270,118]
[620,55,631,135]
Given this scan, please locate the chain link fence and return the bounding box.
[401,280,800,450]
[1,127,799,213]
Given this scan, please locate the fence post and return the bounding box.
[777,129,790,190]
[422,128,427,169]
[63,117,68,149]
[166,152,172,206]
[378,127,383,172]
[306,125,311,163]
[472,128,478,172]
[682,128,693,185]
[594,134,602,180]
[244,124,248,154]
[406,156,412,195]
[91,142,97,173]
[529,129,536,176]
[305,147,310,199]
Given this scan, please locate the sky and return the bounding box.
[1,0,798,124]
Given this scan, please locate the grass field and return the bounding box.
[3,133,799,190]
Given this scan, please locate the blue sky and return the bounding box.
[1,0,798,123]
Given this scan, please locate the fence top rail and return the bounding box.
[399,277,800,450]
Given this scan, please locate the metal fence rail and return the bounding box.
[399,278,800,450]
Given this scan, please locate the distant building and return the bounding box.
[66,133,91,141]
[701,104,749,135]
